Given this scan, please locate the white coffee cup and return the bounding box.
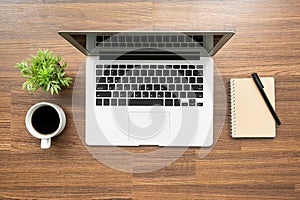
[25,102,66,149]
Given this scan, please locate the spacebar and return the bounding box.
[128,99,163,106]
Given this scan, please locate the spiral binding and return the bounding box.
[229,79,237,136]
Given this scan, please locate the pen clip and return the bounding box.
[252,73,264,88]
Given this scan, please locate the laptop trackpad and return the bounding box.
[128,111,170,145]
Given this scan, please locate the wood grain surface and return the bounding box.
[0,0,299,199]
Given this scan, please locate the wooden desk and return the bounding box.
[0,1,299,199]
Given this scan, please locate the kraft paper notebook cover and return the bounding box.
[230,77,276,138]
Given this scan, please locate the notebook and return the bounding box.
[230,77,276,138]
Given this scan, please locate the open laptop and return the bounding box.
[59,31,234,147]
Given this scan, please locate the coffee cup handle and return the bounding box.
[41,138,51,149]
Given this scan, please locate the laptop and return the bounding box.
[59,31,234,147]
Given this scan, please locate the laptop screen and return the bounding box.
[59,31,234,57]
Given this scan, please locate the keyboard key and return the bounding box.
[189,77,195,83]
[174,99,181,106]
[169,84,175,90]
[96,84,108,90]
[148,70,154,76]
[141,70,147,76]
[111,99,117,106]
[167,77,173,83]
[116,84,123,90]
[130,77,136,83]
[150,65,156,69]
[118,99,126,106]
[126,70,132,76]
[193,70,203,76]
[171,70,177,76]
[188,92,203,98]
[196,65,203,69]
[96,70,102,76]
[161,85,168,90]
[182,102,188,106]
[159,77,166,83]
[156,70,162,76]
[150,92,156,98]
[131,84,138,90]
[165,99,173,106]
[146,84,153,90]
[152,77,158,83]
[173,65,180,69]
[186,70,192,76]
[127,65,134,69]
[113,91,119,97]
[122,77,128,83]
[182,77,188,83]
[96,99,102,106]
[191,84,203,91]
[142,65,149,69]
[178,35,184,42]
[188,65,195,69]
[154,84,160,90]
[137,77,143,83]
[173,43,180,47]
[144,77,151,83]
[176,85,182,90]
[104,70,110,76]
[104,99,109,106]
[156,35,162,42]
[158,65,164,69]
[193,35,203,43]
[124,84,130,90]
[174,77,181,83]
[197,77,203,83]
[133,69,139,76]
[150,43,157,47]
[180,92,186,98]
[163,70,169,76]
[96,65,103,68]
[181,65,187,69]
[109,84,115,90]
[157,92,164,98]
[166,43,172,47]
[143,91,149,98]
[184,84,190,91]
[135,92,142,97]
[126,36,132,42]
[165,92,171,98]
[118,70,125,76]
[120,91,127,97]
[129,99,163,106]
[107,77,114,83]
[181,43,188,47]
[171,35,177,42]
[178,70,184,76]
[119,65,126,69]
[119,36,125,42]
[111,70,117,76]
[189,99,196,106]
[172,92,179,98]
[96,77,106,83]
[134,35,140,42]
[114,77,121,83]
[163,35,170,42]
[139,85,145,90]
[197,102,203,106]
[97,91,111,97]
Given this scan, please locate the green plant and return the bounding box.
[15,49,72,95]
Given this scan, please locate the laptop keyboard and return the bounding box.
[95,64,204,106]
[96,34,204,48]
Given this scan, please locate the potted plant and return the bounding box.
[15,49,72,95]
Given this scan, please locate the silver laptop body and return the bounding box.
[59,31,234,147]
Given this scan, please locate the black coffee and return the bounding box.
[31,105,60,134]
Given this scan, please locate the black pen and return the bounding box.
[251,73,281,126]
